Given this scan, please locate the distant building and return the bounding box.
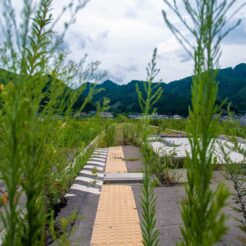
[128,114,171,120]
[128,114,141,119]
[173,114,183,119]
[150,114,158,120]
[220,115,229,121]
[88,110,96,116]
[100,112,114,118]
[240,116,246,126]
[74,112,87,118]
[157,114,169,119]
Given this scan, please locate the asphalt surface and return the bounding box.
[122,145,143,173]
[56,191,100,245]
[52,148,108,246]
[132,171,245,246]
[52,146,245,246]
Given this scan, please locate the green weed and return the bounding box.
[0,0,103,245]
[163,0,244,245]
[137,48,162,246]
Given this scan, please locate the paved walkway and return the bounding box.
[54,148,109,245]
[91,146,143,245]
[91,185,142,246]
[63,145,244,246]
[105,146,127,173]
[59,146,143,245]
[65,148,108,197]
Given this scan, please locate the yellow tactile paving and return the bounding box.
[105,146,127,173]
[91,185,143,246]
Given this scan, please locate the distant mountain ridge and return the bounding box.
[1,63,246,116]
[83,63,246,116]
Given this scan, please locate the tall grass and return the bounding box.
[163,0,244,244]
[150,119,187,133]
[137,48,162,246]
[0,0,103,245]
[219,110,246,242]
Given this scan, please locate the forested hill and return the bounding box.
[0,63,246,116]
[83,63,246,116]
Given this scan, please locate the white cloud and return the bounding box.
[7,0,246,83]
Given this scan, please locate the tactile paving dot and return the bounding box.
[105,146,127,173]
[90,185,142,245]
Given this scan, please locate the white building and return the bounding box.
[240,116,246,126]
[100,112,114,118]
[173,114,183,119]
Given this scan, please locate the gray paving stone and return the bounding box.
[104,173,144,183]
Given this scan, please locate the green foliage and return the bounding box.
[141,163,159,246]
[45,119,103,210]
[122,123,141,146]
[49,211,80,245]
[219,110,246,241]
[138,49,161,246]
[59,63,246,116]
[150,119,187,132]
[0,1,56,244]
[96,97,111,116]
[149,148,182,186]
[101,123,116,147]
[0,0,103,245]
[217,119,246,138]
[136,48,162,117]
[227,163,246,235]
[107,124,116,146]
[162,0,245,245]
[1,64,246,116]
[57,118,106,148]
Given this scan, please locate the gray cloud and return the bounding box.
[85,30,110,52]
[223,21,246,45]
[116,64,138,73]
[157,53,171,61]
[59,40,70,50]
[125,9,137,19]
[69,30,110,53]
[157,49,192,63]
[176,50,192,63]
[52,0,246,83]
[106,71,124,84]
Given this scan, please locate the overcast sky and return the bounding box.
[11,0,246,83]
